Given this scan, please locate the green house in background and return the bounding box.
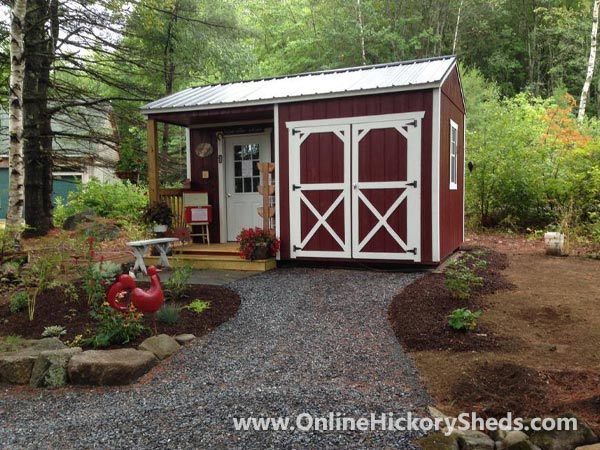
[0,106,119,219]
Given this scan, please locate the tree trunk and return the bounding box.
[452,0,463,54]
[578,0,599,123]
[22,0,58,236]
[356,0,367,65]
[7,0,28,228]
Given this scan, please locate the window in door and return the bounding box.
[449,120,458,190]
[233,144,261,193]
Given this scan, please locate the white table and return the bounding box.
[127,238,179,274]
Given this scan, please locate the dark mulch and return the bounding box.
[388,247,515,352]
[0,282,240,348]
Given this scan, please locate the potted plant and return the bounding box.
[142,201,174,233]
[237,227,280,260]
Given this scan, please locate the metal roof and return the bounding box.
[142,56,457,114]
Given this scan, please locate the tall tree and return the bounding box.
[578,0,599,122]
[7,0,27,228]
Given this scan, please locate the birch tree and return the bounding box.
[578,0,599,122]
[7,0,27,228]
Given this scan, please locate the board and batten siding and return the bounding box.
[439,67,466,260]
[278,90,434,262]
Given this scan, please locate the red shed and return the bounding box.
[142,56,465,265]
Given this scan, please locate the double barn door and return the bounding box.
[288,112,424,261]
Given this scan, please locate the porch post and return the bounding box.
[147,119,159,203]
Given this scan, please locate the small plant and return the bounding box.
[9,291,29,313]
[448,308,482,331]
[42,325,67,338]
[142,201,174,228]
[93,261,122,280]
[156,303,181,324]
[237,227,280,260]
[24,251,60,321]
[444,257,484,299]
[164,264,192,301]
[184,299,210,314]
[63,283,80,303]
[86,302,147,348]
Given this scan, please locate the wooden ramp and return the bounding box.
[145,242,276,272]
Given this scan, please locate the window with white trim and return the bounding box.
[449,120,458,190]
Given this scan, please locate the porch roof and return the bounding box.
[141,56,457,115]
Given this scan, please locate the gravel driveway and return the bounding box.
[0,268,429,449]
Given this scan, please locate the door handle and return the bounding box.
[227,193,232,198]
[353,182,358,190]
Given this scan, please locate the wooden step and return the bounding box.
[175,243,240,256]
[145,255,276,272]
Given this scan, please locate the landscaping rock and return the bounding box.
[139,334,180,360]
[417,432,459,450]
[174,334,196,345]
[456,430,495,450]
[80,220,121,241]
[0,352,39,384]
[428,405,451,420]
[575,445,600,450]
[62,210,96,231]
[506,441,542,450]
[30,347,82,388]
[67,349,157,385]
[0,338,67,384]
[527,415,598,450]
[504,431,530,447]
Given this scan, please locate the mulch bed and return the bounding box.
[388,247,515,352]
[0,282,240,348]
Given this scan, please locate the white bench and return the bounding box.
[127,238,179,274]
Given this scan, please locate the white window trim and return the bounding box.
[449,119,458,190]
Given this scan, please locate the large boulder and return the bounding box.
[455,430,495,450]
[139,334,180,360]
[0,338,67,384]
[62,210,97,231]
[417,432,459,450]
[30,347,82,388]
[67,349,157,385]
[526,415,598,450]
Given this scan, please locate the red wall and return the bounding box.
[278,90,434,262]
[439,68,466,259]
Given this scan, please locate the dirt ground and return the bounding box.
[403,232,600,432]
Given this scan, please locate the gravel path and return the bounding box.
[0,268,429,449]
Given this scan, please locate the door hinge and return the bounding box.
[292,128,301,135]
[293,245,303,252]
[407,180,418,188]
[407,119,417,127]
[407,248,418,255]
[292,184,302,191]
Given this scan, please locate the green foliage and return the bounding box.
[54,179,148,226]
[156,303,181,324]
[9,291,29,314]
[184,299,210,314]
[24,252,61,321]
[164,265,193,301]
[448,308,482,332]
[86,303,147,348]
[42,325,67,338]
[444,255,485,300]
[62,283,80,303]
[142,201,174,227]
[93,261,122,281]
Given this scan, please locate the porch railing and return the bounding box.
[159,188,185,229]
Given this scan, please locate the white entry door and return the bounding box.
[225,134,271,241]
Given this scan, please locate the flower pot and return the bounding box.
[252,244,269,260]
[115,170,139,183]
[153,224,168,233]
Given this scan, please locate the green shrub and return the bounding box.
[448,308,482,331]
[42,325,67,338]
[164,265,192,301]
[156,303,181,324]
[184,299,210,314]
[86,303,147,348]
[444,257,484,299]
[9,292,29,313]
[54,179,148,226]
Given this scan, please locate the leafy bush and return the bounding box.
[164,265,192,301]
[54,179,148,226]
[184,299,210,314]
[42,325,67,338]
[9,291,29,314]
[444,252,487,299]
[93,261,122,280]
[448,308,482,332]
[86,302,147,348]
[156,303,181,324]
[24,252,61,321]
[237,227,280,260]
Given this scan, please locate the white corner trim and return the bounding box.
[217,132,226,243]
[431,89,441,262]
[185,128,191,180]
[462,119,466,243]
[274,104,281,260]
